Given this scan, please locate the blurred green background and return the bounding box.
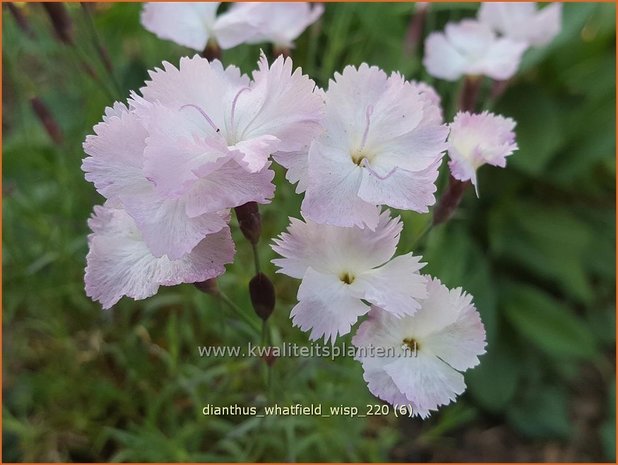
[3,2,616,462]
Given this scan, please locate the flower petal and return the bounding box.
[358,158,442,213]
[351,253,428,317]
[141,2,219,51]
[85,205,234,309]
[122,187,228,260]
[302,140,379,229]
[272,210,403,278]
[231,53,324,154]
[292,267,369,343]
[82,103,149,201]
[183,160,275,218]
[384,352,466,417]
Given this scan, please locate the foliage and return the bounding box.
[3,2,615,461]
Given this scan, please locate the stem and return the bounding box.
[261,320,274,401]
[432,176,471,226]
[458,76,482,112]
[403,7,427,57]
[218,291,261,333]
[485,79,510,110]
[251,243,261,275]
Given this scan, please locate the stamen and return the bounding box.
[402,338,419,357]
[360,104,374,150]
[180,104,220,133]
[361,158,398,180]
[230,87,251,130]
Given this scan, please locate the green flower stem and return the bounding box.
[218,291,261,333]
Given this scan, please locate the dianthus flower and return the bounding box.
[423,19,527,81]
[141,2,259,51]
[272,211,427,342]
[447,111,517,192]
[353,277,486,418]
[222,3,324,49]
[294,64,447,229]
[479,2,562,47]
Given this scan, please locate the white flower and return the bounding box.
[479,2,562,47]
[353,277,486,418]
[423,19,528,81]
[83,54,323,260]
[447,111,518,192]
[297,64,447,229]
[223,2,324,49]
[272,211,427,343]
[141,2,261,51]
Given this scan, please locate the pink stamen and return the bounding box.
[360,104,374,150]
[361,158,398,180]
[180,104,220,133]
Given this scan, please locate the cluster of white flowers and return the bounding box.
[424,2,562,81]
[82,2,561,418]
[141,2,323,52]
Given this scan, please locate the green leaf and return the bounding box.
[495,85,563,176]
[490,201,595,303]
[502,283,598,360]
[466,330,522,413]
[507,386,571,439]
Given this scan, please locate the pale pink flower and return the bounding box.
[272,211,427,343]
[479,2,562,47]
[299,64,448,229]
[141,2,261,51]
[83,54,322,259]
[423,19,527,81]
[447,111,517,192]
[85,205,235,310]
[353,277,486,418]
[223,2,324,49]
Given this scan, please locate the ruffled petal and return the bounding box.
[183,160,275,217]
[231,53,324,154]
[272,210,402,278]
[85,205,234,309]
[122,187,228,260]
[139,56,249,129]
[384,352,466,418]
[82,103,149,201]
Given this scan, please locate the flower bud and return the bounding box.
[234,202,261,245]
[41,3,74,45]
[249,272,275,321]
[194,278,219,296]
